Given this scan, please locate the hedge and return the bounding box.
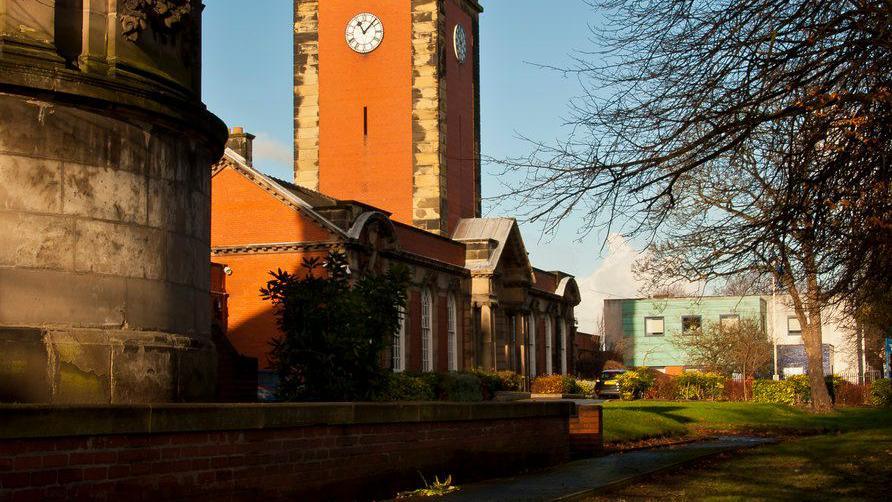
[871,379,892,407]
[531,374,579,394]
[675,372,726,401]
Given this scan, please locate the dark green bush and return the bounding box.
[468,369,503,399]
[675,372,726,401]
[870,379,892,407]
[380,373,435,401]
[440,372,484,402]
[263,252,410,402]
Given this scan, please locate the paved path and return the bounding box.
[443,436,775,501]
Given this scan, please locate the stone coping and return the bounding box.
[0,401,575,440]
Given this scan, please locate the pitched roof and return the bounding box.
[215,149,348,239]
[452,218,534,280]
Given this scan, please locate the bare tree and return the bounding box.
[499,0,891,409]
[720,272,773,297]
[672,319,773,399]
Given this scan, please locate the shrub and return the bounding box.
[644,371,678,400]
[675,372,726,401]
[753,375,811,406]
[441,372,484,402]
[835,381,870,406]
[496,371,525,392]
[467,369,504,399]
[576,379,598,396]
[870,379,892,407]
[603,360,626,371]
[531,374,579,394]
[615,370,654,400]
[263,252,410,402]
[380,373,435,401]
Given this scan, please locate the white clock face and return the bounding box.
[346,13,384,54]
[454,24,468,64]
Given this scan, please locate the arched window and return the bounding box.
[421,288,433,372]
[392,307,406,372]
[528,314,537,377]
[545,315,553,375]
[447,293,458,371]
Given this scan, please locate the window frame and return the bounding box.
[447,293,458,371]
[681,315,702,333]
[719,314,740,331]
[644,316,665,337]
[528,313,537,377]
[787,316,802,338]
[545,315,553,375]
[421,288,433,372]
[392,307,407,372]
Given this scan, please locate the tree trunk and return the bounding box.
[803,272,833,410]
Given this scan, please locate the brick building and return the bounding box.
[210,0,580,392]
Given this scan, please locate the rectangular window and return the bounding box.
[681,316,702,333]
[392,308,406,372]
[447,294,458,372]
[787,316,802,337]
[645,317,665,337]
[421,289,433,372]
[720,315,740,330]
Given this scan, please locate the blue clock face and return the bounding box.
[346,13,384,54]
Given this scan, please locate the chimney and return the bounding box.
[226,127,255,166]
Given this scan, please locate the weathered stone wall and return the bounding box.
[0,0,227,403]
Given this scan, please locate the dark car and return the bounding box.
[597,369,626,399]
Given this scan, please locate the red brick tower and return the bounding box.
[294,0,483,236]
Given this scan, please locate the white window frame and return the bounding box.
[787,316,802,337]
[447,293,458,371]
[528,314,537,377]
[393,308,406,372]
[421,288,433,372]
[645,317,665,337]
[545,315,553,375]
[720,314,740,331]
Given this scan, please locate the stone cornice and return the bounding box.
[212,241,342,256]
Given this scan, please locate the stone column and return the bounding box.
[0,0,227,403]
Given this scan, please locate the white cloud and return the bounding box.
[575,234,644,335]
[252,133,292,167]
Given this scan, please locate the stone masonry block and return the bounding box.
[75,219,164,280]
[123,277,197,335]
[0,153,62,212]
[0,211,75,270]
[0,267,126,327]
[62,162,147,224]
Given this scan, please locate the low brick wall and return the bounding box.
[0,402,575,501]
[569,405,604,456]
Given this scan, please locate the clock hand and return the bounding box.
[360,22,371,34]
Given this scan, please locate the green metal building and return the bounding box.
[603,296,767,371]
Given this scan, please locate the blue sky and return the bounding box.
[202,1,632,331]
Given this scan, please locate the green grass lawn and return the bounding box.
[588,427,892,501]
[603,401,892,444]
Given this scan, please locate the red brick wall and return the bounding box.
[0,404,573,500]
[568,405,604,456]
[393,223,466,267]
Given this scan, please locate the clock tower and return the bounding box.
[294,0,483,236]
